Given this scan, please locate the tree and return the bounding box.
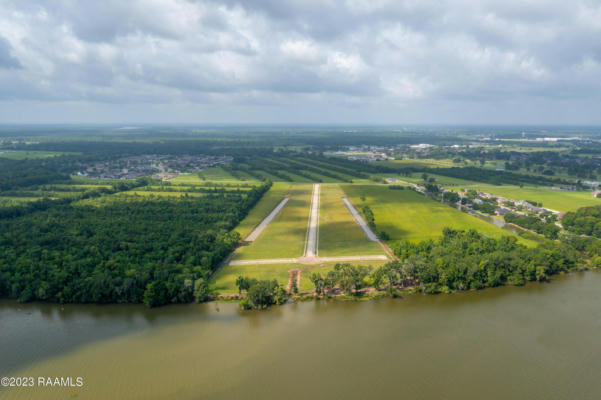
[241,279,287,309]
[442,191,460,204]
[236,276,257,294]
[310,272,324,296]
[193,278,209,302]
[290,278,298,294]
[143,281,168,308]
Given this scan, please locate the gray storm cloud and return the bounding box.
[0,0,600,123]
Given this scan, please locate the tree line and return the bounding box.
[307,228,580,297]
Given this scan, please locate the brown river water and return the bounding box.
[1,271,601,399]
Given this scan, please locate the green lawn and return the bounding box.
[318,184,384,257]
[455,185,601,213]
[234,182,294,239]
[341,184,534,245]
[232,184,313,260]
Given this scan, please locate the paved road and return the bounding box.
[342,197,379,241]
[304,184,320,257]
[229,255,388,266]
[245,197,289,242]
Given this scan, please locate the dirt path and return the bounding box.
[342,197,378,241]
[304,183,320,257]
[245,197,289,242]
[287,269,301,293]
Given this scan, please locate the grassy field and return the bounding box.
[196,167,238,181]
[396,173,479,186]
[341,185,534,245]
[383,159,455,169]
[210,260,388,294]
[455,185,601,212]
[116,191,207,198]
[234,182,294,239]
[210,262,296,293]
[232,184,313,260]
[318,184,384,257]
[170,171,227,184]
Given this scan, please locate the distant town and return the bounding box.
[77,154,232,180]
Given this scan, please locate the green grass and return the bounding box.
[341,184,535,245]
[232,184,313,260]
[196,167,235,181]
[234,182,294,239]
[318,184,384,257]
[455,185,601,213]
[210,260,388,294]
[210,263,295,293]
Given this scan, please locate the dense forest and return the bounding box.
[0,157,73,190]
[388,228,579,292]
[0,182,270,307]
[562,206,601,237]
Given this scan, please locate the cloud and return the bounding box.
[0,0,599,123]
[0,37,21,69]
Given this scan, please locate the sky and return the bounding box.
[0,0,600,124]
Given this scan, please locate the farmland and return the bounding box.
[454,185,601,213]
[341,185,534,245]
[1,127,598,303]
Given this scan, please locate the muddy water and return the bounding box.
[2,272,601,399]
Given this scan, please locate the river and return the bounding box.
[2,271,601,399]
